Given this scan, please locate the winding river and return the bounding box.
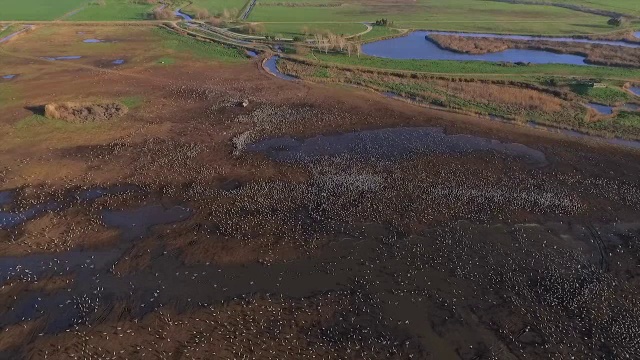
[264,56,297,81]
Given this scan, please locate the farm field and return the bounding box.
[249,0,623,35]
[66,0,156,21]
[262,22,369,38]
[0,0,86,21]
[545,0,640,16]
[186,0,248,15]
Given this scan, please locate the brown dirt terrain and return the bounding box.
[0,24,639,360]
[44,102,128,122]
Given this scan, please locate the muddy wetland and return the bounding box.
[0,14,639,360]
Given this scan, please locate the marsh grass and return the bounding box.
[571,85,631,104]
[311,52,640,80]
[154,27,246,62]
[120,96,144,109]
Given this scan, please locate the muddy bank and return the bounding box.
[44,102,128,122]
[428,34,640,68]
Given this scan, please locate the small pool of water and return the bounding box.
[587,103,614,115]
[102,205,192,241]
[112,59,125,65]
[0,185,140,229]
[630,87,640,96]
[246,50,258,57]
[42,56,82,61]
[264,56,297,81]
[363,31,589,65]
[2,74,16,80]
[0,27,28,43]
[248,127,548,166]
[635,31,640,39]
[83,39,102,43]
[0,191,14,206]
[0,249,121,281]
[175,9,193,21]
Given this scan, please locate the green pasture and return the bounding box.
[249,0,618,35]
[153,27,247,62]
[67,0,155,21]
[262,22,368,37]
[0,0,86,21]
[186,0,247,15]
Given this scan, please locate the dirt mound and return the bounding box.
[44,102,128,122]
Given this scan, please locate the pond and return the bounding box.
[2,74,16,80]
[587,103,614,115]
[0,185,140,229]
[621,103,640,112]
[0,190,13,206]
[246,50,258,57]
[426,31,640,48]
[248,127,548,166]
[83,39,102,43]
[175,9,193,21]
[102,204,193,241]
[264,56,297,81]
[112,59,125,65]
[630,87,640,96]
[362,31,589,65]
[42,56,82,61]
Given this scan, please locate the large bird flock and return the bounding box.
[0,91,639,359]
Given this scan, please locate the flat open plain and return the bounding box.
[0,9,640,360]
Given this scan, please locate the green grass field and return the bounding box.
[154,27,247,62]
[262,23,368,38]
[249,0,619,36]
[550,0,640,17]
[571,85,632,104]
[67,0,155,21]
[0,0,86,21]
[186,0,247,15]
[0,0,631,39]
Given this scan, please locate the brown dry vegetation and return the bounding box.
[434,79,566,113]
[149,8,174,20]
[277,58,589,132]
[44,102,128,122]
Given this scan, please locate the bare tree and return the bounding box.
[313,33,322,51]
[327,33,337,51]
[320,37,331,53]
[195,8,210,20]
[336,36,347,51]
